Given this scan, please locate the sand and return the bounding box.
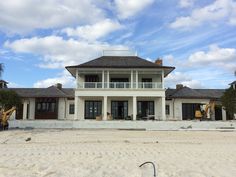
[0,129,235,177]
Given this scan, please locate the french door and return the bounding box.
[85,101,102,119]
[137,101,154,117]
[111,101,128,119]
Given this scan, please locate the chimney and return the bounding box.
[176,84,183,90]
[154,58,163,66]
[55,83,62,90]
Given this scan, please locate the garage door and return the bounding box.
[182,103,201,120]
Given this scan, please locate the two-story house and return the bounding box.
[66,53,175,121]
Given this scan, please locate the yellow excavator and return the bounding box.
[195,101,215,121]
[0,107,16,130]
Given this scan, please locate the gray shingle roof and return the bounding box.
[66,56,175,77]
[2,86,74,98]
[166,87,225,99]
[229,80,236,85]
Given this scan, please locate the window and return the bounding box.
[166,105,170,115]
[36,98,57,113]
[69,104,75,114]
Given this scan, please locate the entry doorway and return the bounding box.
[215,105,222,120]
[85,101,102,119]
[182,103,202,120]
[111,101,128,119]
[137,101,154,118]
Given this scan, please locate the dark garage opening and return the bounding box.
[182,103,202,120]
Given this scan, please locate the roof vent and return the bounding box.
[155,58,163,66]
[55,83,62,90]
[102,50,137,56]
[176,84,183,90]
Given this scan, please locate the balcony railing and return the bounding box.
[137,82,162,89]
[78,82,162,89]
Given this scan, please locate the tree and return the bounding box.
[221,86,236,120]
[0,90,22,110]
[0,63,3,79]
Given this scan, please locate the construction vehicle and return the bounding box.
[195,101,215,121]
[0,107,16,130]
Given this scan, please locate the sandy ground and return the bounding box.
[0,129,236,177]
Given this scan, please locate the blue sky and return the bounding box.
[0,0,236,88]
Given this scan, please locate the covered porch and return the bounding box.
[74,96,166,121]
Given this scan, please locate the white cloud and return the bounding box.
[33,71,75,88]
[179,0,195,8]
[7,82,24,88]
[62,19,123,41]
[170,0,236,29]
[4,36,129,69]
[165,71,204,88]
[114,0,154,19]
[188,45,236,71]
[181,80,203,88]
[0,0,104,34]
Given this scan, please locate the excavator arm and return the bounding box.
[0,107,16,129]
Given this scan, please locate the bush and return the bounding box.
[221,86,236,120]
[0,90,22,110]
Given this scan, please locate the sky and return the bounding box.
[0,0,236,89]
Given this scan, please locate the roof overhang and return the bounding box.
[66,66,175,78]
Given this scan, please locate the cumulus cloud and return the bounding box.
[179,0,195,8]
[187,45,236,71]
[4,36,129,69]
[165,71,204,88]
[114,0,154,19]
[33,71,75,88]
[61,19,123,41]
[0,0,104,33]
[170,0,236,29]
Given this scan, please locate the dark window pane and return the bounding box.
[69,104,74,114]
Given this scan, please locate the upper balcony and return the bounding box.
[75,69,164,90]
[65,52,175,91]
[78,82,162,89]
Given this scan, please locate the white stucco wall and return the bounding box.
[58,98,66,120]
[66,100,75,120]
[29,98,35,120]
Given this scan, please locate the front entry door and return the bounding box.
[85,101,102,119]
[111,101,128,119]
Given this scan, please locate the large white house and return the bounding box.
[1,52,232,122]
[66,53,175,121]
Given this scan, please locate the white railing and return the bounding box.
[137,82,162,89]
[78,82,162,89]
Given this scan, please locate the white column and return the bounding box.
[131,70,133,89]
[75,69,79,89]
[79,97,84,120]
[23,100,28,120]
[154,98,158,120]
[161,96,166,120]
[107,70,110,88]
[29,98,35,120]
[103,96,107,120]
[133,96,137,120]
[135,70,138,89]
[222,107,227,121]
[102,70,105,88]
[74,96,79,120]
[162,70,164,89]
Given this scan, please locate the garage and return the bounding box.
[182,103,202,120]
